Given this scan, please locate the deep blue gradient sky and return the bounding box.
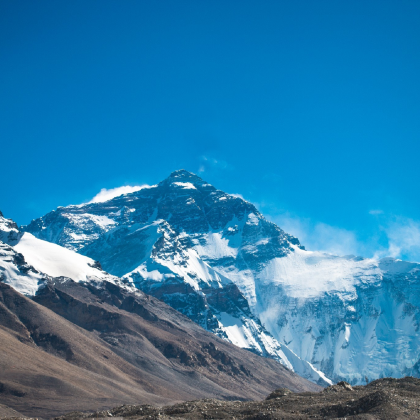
[1,1,420,260]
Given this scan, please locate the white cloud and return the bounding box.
[375,217,420,261]
[273,214,361,256]
[369,209,384,215]
[87,185,150,204]
[272,212,420,263]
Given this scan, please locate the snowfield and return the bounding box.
[0,241,45,296]
[14,233,109,281]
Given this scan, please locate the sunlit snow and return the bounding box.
[172,182,197,189]
[87,185,151,203]
[14,233,108,281]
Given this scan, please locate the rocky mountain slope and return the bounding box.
[0,254,319,419]
[22,170,420,385]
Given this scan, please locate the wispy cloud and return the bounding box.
[273,213,361,257]
[374,216,420,261]
[271,211,420,263]
[87,185,150,204]
[230,193,245,200]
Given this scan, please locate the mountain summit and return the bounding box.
[21,172,326,385]
[22,171,420,385]
[166,169,204,182]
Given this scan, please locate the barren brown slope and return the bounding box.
[0,280,320,419]
[0,402,27,419]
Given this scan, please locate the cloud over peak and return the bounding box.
[87,185,150,204]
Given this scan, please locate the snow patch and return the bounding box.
[64,213,116,228]
[0,244,44,296]
[246,213,259,226]
[219,312,251,348]
[259,246,381,299]
[14,233,108,281]
[172,182,197,190]
[193,232,238,260]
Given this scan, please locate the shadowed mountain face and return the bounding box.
[0,278,320,419]
[22,170,420,385]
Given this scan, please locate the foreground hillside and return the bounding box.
[0,277,318,419]
[54,377,420,420]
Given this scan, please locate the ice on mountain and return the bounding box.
[0,241,45,296]
[172,182,197,189]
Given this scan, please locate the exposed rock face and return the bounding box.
[265,387,293,400]
[21,170,420,384]
[0,212,21,245]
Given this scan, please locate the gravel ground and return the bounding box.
[51,377,420,420]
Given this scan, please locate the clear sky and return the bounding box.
[1,1,420,261]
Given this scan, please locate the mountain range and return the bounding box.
[15,170,420,386]
[0,209,319,418]
[1,169,420,418]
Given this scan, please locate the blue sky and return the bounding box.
[1,1,420,261]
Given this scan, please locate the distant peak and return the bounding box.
[166,170,206,184]
[169,169,199,179]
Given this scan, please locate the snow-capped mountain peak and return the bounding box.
[18,171,420,385]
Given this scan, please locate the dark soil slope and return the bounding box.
[0,280,319,419]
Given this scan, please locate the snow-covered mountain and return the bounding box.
[16,175,330,385]
[0,210,328,386]
[1,209,322,418]
[22,170,420,385]
[0,211,117,296]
